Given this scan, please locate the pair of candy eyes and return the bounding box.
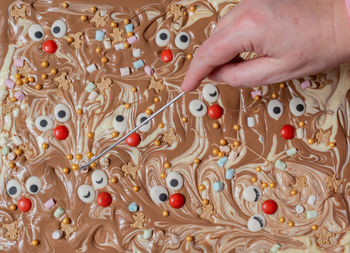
[156,29,191,50]
[113,113,151,133]
[78,170,108,203]
[35,104,71,132]
[189,84,219,117]
[28,20,67,41]
[268,97,306,119]
[150,172,184,205]
[6,177,42,198]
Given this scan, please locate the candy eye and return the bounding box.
[175,32,190,50]
[189,100,207,117]
[78,185,95,203]
[35,116,54,132]
[92,170,108,189]
[28,24,45,41]
[25,176,42,194]
[247,214,266,232]
[54,104,71,122]
[243,186,262,202]
[150,186,168,205]
[267,100,284,119]
[155,29,170,47]
[113,114,127,132]
[136,113,151,132]
[202,84,219,103]
[51,20,67,38]
[289,97,306,116]
[166,172,184,191]
[6,179,21,198]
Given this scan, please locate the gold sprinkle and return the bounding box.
[280,82,286,88]
[271,92,278,99]
[15,73,22,79]
[22,77,28,83]
[299,121,305,127]
[131,86,137,92]
[133,185,140,192]
[41,61,49,68]
[198,184,205,191]
[123,18,130,25]
[164,162,171,169]
[212,148,219,155]
[194,158,201,164]
[182,117,188,123]
[328,142,336,148]
[86,152,93,158]
[77,109,83,115]
[153,97,160,103]
[217,152,224,158]
[35,84,42,90]
[256,166,262,172]
[312,225,319,231]
[63,167,70,174]
[186,54,193,60]
[16,79,23,86]
[96,47,102,53]
[111,21,117,28]
[9,162,15,169]
[154,140,161,146]
[202,199,209,205]
[110,177,118,183]
[279,217,285,223]
[145,109,153,115]
[10,97,17,102]
[66,154,73,160]
[9,204,17,211]
[220,139,227,145]
[160,172,167,179]
[31,239,39,246]
[62,2,69,8]
[90,162,97,169]
[288,221,294,227]
[308,138,315,145]
[75,154,82,160]
[251,176,257,183]
[87,132,94,138]
[124,103,131,109]
[290,190,297,196]
[62,217,71,224]
[213,122,220,129]
[127,32,134,38]
[50,68,58,75]
[233,124,240,131]
[41,73,48,80]
[42,143,49,149]
[186,236,194,242]
[80,15,88,21]
[254,95,261,101]
[162,210,169,217]
[262,182,268,189]
[101,56,108,64]
[90,6,97,13]
[112,131,119,138]
[123,42,130,48]
[189,5,196,12]
[28,76,35,83]
[72,164,79,171]
[270,182,276,188]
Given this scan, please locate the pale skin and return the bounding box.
[181,0,350,91]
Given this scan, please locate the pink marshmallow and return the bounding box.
[251,90,262,99]
[144,66,154,76]
[14,92,26,100]
[301,80,311,90]
[7,152,16,161]
[14,58,24,67]
[44,198,56,209]
[127,36,138,45]
[88,91,99,100]
[5,79,15,89]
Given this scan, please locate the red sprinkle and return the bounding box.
[169,193,185,209]
[161,49,173,63]
[208,104,224,119]
[262,199,278,214]
[280,124,295,140]
[18,198,32,212]
[97,192,112,207]
[42,40,58,54]
[54,125,69,140]
[126,132,141,147]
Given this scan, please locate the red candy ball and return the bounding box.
[18,197,32,212]
[161,49,173,63]
[280,124,295,140]
[208,104,224,119]
[54,125,69,140]
[42,40,58,54]
[169,193,185,209]
[126,132,141,147]
[97,192,112,207]
[262,199,278,214]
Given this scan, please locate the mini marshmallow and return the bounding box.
[301,80,311,90]
[219,145,230,153]
[213,181,224,192]
[14,58,24,67]
[128,202,138,212]
[296,205,304,214]
[12,135,23,146]
[306,210,318,219]
[95,30,105,41]
[88,91,99,101]
[296,128,304,139]
[85,82,97,93]
[143,229,153,240]
[1,146,9,155]
[114,43,124,51]
[217,156,228,167]
[0,89,9,102]
[127,35,138,45]
[14,92,25,100]
[125,24,134,33]
[251,90,262,99]
[275,159,287,170]
[133,60,144,70]
[225,169,235,180]
[5,79,15,89]
[7,152,16,161]
[52,230,63,240]
[120,67,131,76]
[270,243,282,253]
[103,38,111,49]
[144,66,154,76]
[44,198,56,209]
[54,206,65,218]
[247,117,255,127]
[286,147,298,156]
[86,64,97,73]
[228,150,238,160]
[132,48,141,58]
[308,195,317,206]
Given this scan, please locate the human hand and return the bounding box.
[181,0,350,91]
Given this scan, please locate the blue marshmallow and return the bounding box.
[125,24,134,33]
[213,181,224,192]
[217,157,228,167]
[95,30,105,41]
[133,60,145,70]
[225,169,235,180]
[128,202,138,212]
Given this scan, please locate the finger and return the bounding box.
[208,57,284,87]
[181,26,252,92]
[212,9,236,34]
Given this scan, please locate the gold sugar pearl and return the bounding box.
[254,95,261,101]
[251,176,257,183]
[127,32,134,38]
[131,86,137,92]
[15,73,22,79]
[160,172,167,179]
[95,47,102,54]
[101,57,108,64]
[270,182,276,188]
[63,167,70,174]
[158,123,164,128]
[111,22,118,28]
[66,154,73,160]
[298,121,305,127]
[11,97,17,102]
[31,240,39,246]
[308,138,315,145]
[189,5,196,12]
[10,204,17,211]
[213,122,220,129]
[123,42,130,49]
[186,54,193,60]
[220,139,227,146]
[42,143,49,149]
[271,92,278,99]
[262,182,268,189]
[50,68,58,75]
[233,124,240,131]
[233,141,240,148]
[124,103,131,109]
[290,190,297,196]
[77,109,83,115]
[145,109,153,115]
[198,184,206,191]
[182,117,188,123]
[164,162,171,169]
[279,217,285,223]
[280,82,286,88]
[311,225,319,231]
[62,2,69,8]
[154,140,161,146]
[288,221,295,227]
[16,79,23,86]
[90,6,97,12]
[67,37,74,43]
[72,164,79,171]
[162,210,169,217]
[80,15,88,21]
[217,152,224,158]
[90,162,97,169]
[86,152,94,158]
[153,97,160,103]
[41,73,48,80]
[35,84,42,90]
[186,236,194,242]
[329,142,336,148]
[22,77,29,84]
[87,132,94,138]
[15,149,23,155]
[9,162,15,168]
[194,158,201,164]
[62,217,71,224]
[256,166,262,172]
[133,185,140,192]
[202,199,209,205]
[112,131,119,138]
[110,177,118,184]
[41,61,49,68]
[124,18,130,25]
[75,154,82,160]
[28,76,35,83]
[212,148,219,155]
